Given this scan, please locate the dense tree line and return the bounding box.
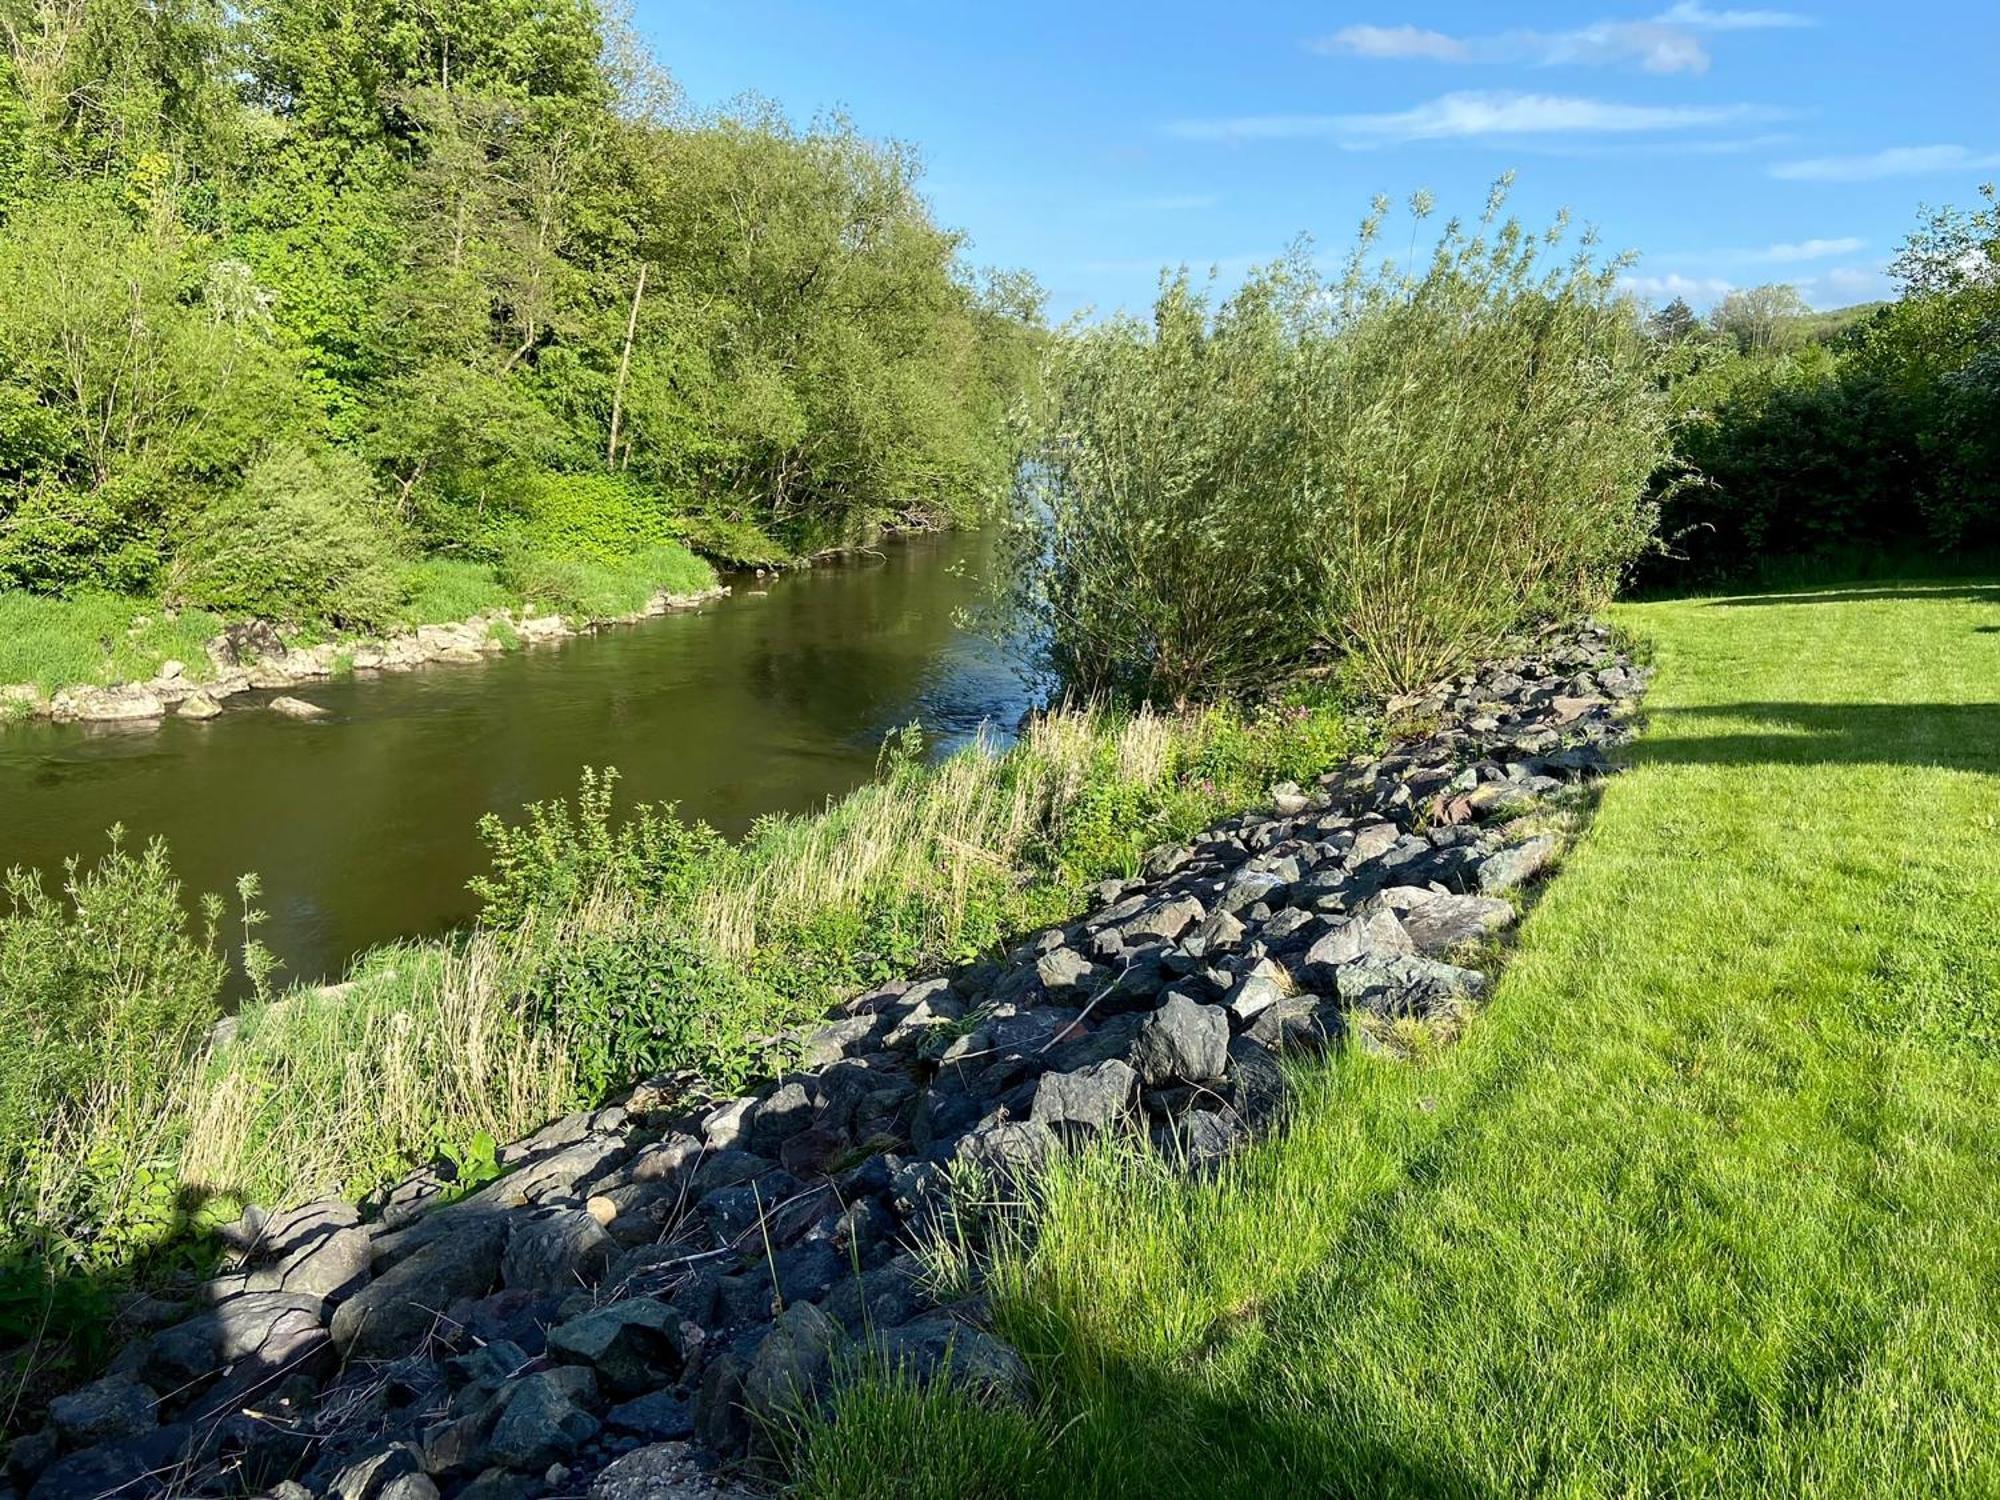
[0,0,1040,626]
[1642,187,2000,585]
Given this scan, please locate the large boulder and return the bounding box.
[1132,994,1229,1085]
[330,1220,506,1358]
[1478,835,1557,893]
[1028,1059,1137,1132]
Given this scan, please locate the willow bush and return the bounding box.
[1013,180,1670,700]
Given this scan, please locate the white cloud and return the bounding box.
[1618,271,1737,303]
[1314,6,1810,74]
[1169,92,1779,146]
[1771,144,2000,181]
[1755,236,1864,262]
[1316,20,1707,73]
[1819,265,1887,300]
[1322,25,1470,63]
[1655,2,1814,29]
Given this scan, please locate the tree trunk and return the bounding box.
[607,262,647,468]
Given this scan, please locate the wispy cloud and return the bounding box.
[1314,6,1812,75]
[1753,236,1864,262]
[1771,144,2000,181]
[1169,92,1780,147]
[1618,271,1737,302]
[1656,2,1814,30]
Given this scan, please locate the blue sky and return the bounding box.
[642,2,1999,320]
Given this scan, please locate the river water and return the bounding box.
[0,531,1029,988]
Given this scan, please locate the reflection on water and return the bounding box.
[0,531,1029,988]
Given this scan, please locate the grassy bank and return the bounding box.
[0,542,717,701]
[0,692,1359,1392]
[794,580,2000,1498]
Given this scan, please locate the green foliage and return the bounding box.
[524,922,790,1099]
[0,834,224,1260]
[1013,181,1667,701]
[0,1,1040,629]
[0,590,220,695]
[1646,185,2000,585]
[471,766,728,926]
[171,443,404,630]
[495,539,712,620]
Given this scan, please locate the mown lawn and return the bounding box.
[798,581,2000,1499]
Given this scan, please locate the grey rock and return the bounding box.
[47,1377,156,1448]
[1118,895,1205,944]
[327,1443,424,1500]
[26,1425,192,1500]
[746,1082,813,1153]
[1028,1059,1137,1131]
[1132,993,1229,1085]
[177,691,222,720]
[546,1298,685,1395]
[590,1442,760,1500]
[1398,893,1515,955]
[1335,955,1487,1020]
[873,1316,1032,1403]
[1478,835,1557,893]
[605,1389,694,1441]
[502,1209,616,1293]
[268,695,326,720]
[952,1121,1058,1183]
[742,1300,845,1425]
[330,1220,504,1358]
[483,1368,600,1470]
[1034,946,1102,996]
[150,1291,324,1381]
[1301,909,1414,978]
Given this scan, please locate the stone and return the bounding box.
[483,1367,600,1470]
[330,1220,505,1358]
[150,1292,325,1381]
[156,659,184,681]
[745,1082,813,1154]
[326,1443,424,1500]
[873,1316,1032,1403]
[1028,1059,1137,1131]
[546,1298,686,1395]
[1398,893,1515,955]
[26,1425,193,1500]
[741,1300,845,1425]
[952,1121,1058,1183]
[177,691,222,720]
[268,695,327,720]
[702,1097,756,1149]
[1301,909,1414,978]
[1270,781,1311,817]
[501,1210,616,1296]
[605,1390,694,1441]
[61,684,165,723]
[1189,908,1246,955]
[1118,895,1206,944]
[47,1376,156,1447]
[1132,993,1229,1085]
[1478,835,1557,893]
[1335,955,1487,1020]
[1034,946,1102,996]
[590,1442,760,1500]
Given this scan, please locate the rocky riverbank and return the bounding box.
[5,623,1648,1500]
[0,587,730,729]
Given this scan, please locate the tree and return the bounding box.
[1711,283,1811,354]
[1648,296,1698,344]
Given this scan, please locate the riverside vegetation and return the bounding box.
[0,0,1041,701]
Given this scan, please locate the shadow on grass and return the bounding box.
[1630,701,2000,776]
[1697,583,2000,609]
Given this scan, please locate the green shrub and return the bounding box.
[0,835,225,1260]
[495,540,713,621]
[397,557,515,626]
[1013,181,1669,701]
[0,484,159,595]
[172,444,403,630]
[512,471,685,565]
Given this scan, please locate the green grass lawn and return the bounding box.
[796,580,2000,1499]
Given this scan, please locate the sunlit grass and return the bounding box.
[0,591,221,696]
[801,579,2000,1499]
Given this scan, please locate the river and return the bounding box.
[0,530,1030,989]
